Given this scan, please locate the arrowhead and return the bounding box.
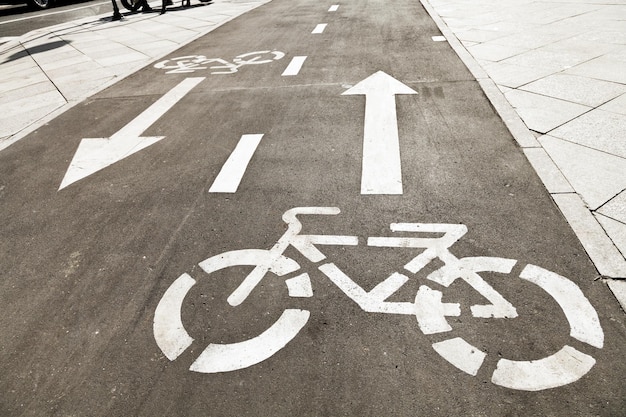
[59,135,165,190]
[342,71,418,96]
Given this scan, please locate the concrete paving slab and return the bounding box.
[500,47,606,72]
[489,30,573,50]
[598,190,626,224]
[550,109,626,158]
[565,55,626,84]
[0,81,57,106]
[481,61,555,88]
[607,280,626,311]
[54,76,118,101]
[599,93,626,115]
[0,92,66,138]
[94,50,150,66]
[454,28,514,43]
[522,147,574,193]
[504,89,591,133]
[0,70,50,94]
[553,193,626,278]
[466,42,527,62]
[519,73,626,107]
[542,37,618,57]
[37,54,94,72]
[539,135,626,210]
[596,214,626,259]
[129,39,181,56]
[571,28,626,45]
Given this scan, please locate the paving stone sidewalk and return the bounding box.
[421,0,626,308]
[0,0,624,308]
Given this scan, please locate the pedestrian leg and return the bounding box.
[111,0,123,20]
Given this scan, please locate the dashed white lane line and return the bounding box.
[432,35,447,42]
[312,23,327,34]
[329,5,339,12]
[209,134,264,193]
[282,56,308,76]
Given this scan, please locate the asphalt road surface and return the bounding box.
[1,0,625,415]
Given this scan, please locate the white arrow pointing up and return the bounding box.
[343,71,418,195]
[59,77,205,190]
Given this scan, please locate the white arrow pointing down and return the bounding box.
[59,77,205,190]
[343,71,418,195]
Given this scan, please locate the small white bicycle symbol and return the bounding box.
[154,207,604,391]
[154,50,285,74]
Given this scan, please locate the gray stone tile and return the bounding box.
[479,20,543,34]
[46,60,106,79]
[128,39,180,57]
[599,93,626,115]
[539,135,626,210]
[482,61,555,88]
[550,109,626,158]
[598,190,626,224]
[541,38,619,57]
[554,193,626,277]
[0,71,50,94]
[0,57,41,77]
[595,214,626,262]
[455,28,514,43]
[489,30,573,50]
[524,3,600,25]
[523,147,573,193]
[0,91,66,137]
[94,51,149,67]
[461,40,480,48]
[520,74,626,107]
[607,280,626,311]
[565,55,626,84]
[500,47,607,72]
[0,81,57,106]
[55,75,117,101]
[571,28,626,45]
[73,41,132,57]
[504,89,590,133]
[467,42,527,62]
[38,54,93,72]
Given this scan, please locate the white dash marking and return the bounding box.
[209,134,263,193]
[312,23,327,34]
[329,5,339,11]
[432,35,447,42]
[282,56,307,76]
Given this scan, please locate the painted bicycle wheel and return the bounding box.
[153,249,312,373]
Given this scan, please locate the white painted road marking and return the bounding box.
[153,273,196,360]
[282,56,307,76]
[189,309,310,373]
[432,35,447,42]
[492,345,596,391]
[155,208,604,390]
[329,5,339,11]
[312,24,327,34]
[59,77,205,190]
[342,71,418,194]
[209,134,264,193]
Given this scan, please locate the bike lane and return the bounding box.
[0,0,624,415]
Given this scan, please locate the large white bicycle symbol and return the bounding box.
[154,207,604,391]
[153,50,285,74]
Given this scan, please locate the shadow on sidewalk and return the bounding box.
[1,39,71,64]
